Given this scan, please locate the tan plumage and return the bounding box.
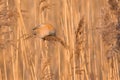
[32,23,56,39]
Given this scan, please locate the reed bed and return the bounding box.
[0,0,119,80]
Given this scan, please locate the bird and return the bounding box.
[31,23,68,48]
[32,23,56,39]
[21,23,68,49]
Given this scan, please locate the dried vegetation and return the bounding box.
[0,0,119,80]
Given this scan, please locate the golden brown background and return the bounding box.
[0,0,120,80]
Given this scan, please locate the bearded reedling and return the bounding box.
[31,23,68,48]
[32,23,56,39]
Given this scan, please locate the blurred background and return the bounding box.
[0,0,119,80]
